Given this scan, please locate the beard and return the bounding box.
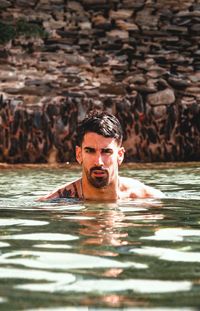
[85,166,109,188]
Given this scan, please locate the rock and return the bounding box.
[0,0,11,9]
[147,65,167,78]
[80,21,92,30]
[162,25,188,34]
[190,23,200,33]
[106,29,129,40]
[0,49,9,58]
[43,20,66,30]
[115,20,139,31]
[135,8,159,30]
[156,0,191,11]
[82,0,106,4]
[109,9,133,20]
[67,1,84,12]
[176,10,200,17]
[185,86,200,95]
[99,83,126,95]
[122,0,145,9]
[147,127,158,144]
[147,88,176,106]
[132,85,157,94]
[152,105,167,119]
[1,0,200,163]
[92,15,111,29]
[124,74,146,85]
[188,72,200,82]
[168,76,191,88]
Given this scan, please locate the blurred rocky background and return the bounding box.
[0,0,200,163]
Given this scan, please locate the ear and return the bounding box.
[76,146,82,164]
[118,146,125,165]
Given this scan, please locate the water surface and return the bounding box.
[0,163,200,310]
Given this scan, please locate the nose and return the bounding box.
[94,152,104,166]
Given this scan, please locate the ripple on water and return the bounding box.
[0,267,75,283]
[130,246,200,263]
[0,297,7,304]
[0,218,48,227]
[141,228,200,242]
[2,233,78,241]
[15,278,191,294]
[0,242,10,247]
[26,308,196,311]
[0,165,200,309]
[34,244,72,249]
[0,251,147,270]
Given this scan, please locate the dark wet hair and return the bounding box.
[76,110,123,146]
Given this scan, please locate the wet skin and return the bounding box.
[38,133,164,202]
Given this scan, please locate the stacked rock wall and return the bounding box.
[0,0,200,163]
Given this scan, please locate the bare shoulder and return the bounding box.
[119,176,165,199]
[37,178,82,201]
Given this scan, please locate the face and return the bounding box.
[76,132,124,189]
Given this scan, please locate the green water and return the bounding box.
[0,164,200,310]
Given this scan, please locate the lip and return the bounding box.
[91,168,107,177]
[92,170,106,176]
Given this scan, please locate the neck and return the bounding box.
[82,176,119,201]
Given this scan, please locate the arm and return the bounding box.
[36,185,69,202]
[37,191,60,202]
[142,184,165,199]
[37,180,80,201]
[120,177,165,199]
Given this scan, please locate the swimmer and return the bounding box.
[38,110,164,201]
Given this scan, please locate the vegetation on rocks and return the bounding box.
[0,19,48,44]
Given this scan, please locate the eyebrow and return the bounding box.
[84,147,113,152]
[102,148,113,153]
[84,147,95,152]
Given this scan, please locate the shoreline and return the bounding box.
[0,162,199,170]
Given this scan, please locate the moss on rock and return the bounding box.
[0,19,48,44]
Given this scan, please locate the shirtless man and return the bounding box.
[38,110,164,201]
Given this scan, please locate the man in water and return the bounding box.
[38,110,164,201]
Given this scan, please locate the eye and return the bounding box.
[102,149,113,155]
[85,147,95,154]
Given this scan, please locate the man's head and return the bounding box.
[76,110,125,190]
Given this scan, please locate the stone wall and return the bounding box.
[0,0,200,163]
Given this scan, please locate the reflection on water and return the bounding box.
[0,164,200,310]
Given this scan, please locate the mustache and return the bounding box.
[90,166,108,173]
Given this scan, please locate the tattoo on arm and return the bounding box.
[73,183,79,197]
[58,188,73,198]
